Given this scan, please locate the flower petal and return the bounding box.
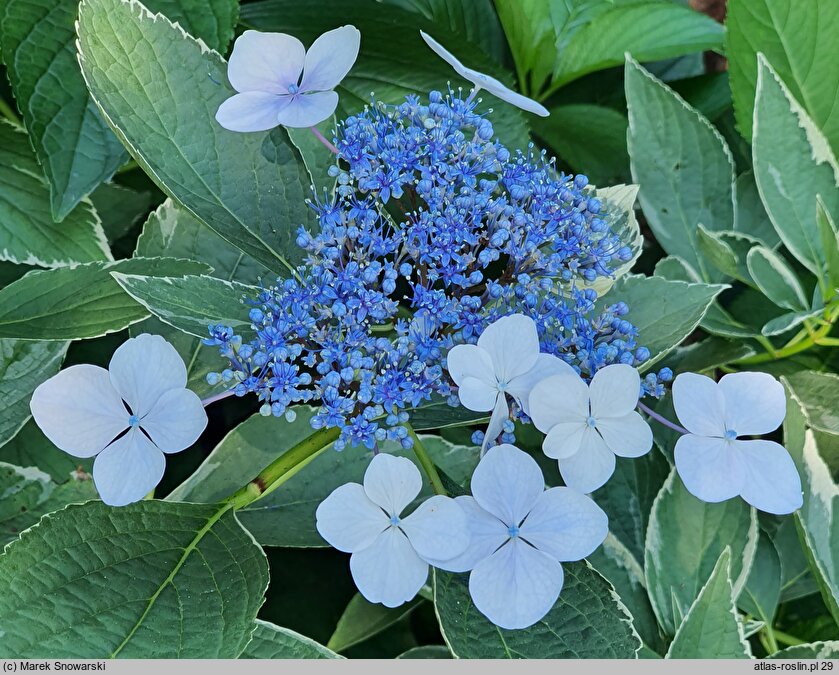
[461,65,549,117]
[30,365,127,458]
[481,393,509,452]
[672,372,726,437]
[428,496,508,573]
[507,354,578,415]
[108,334,187,417]
[520,487,608,561]
[363,453,422,516]
[558,427,615,493]
[275,91,339,128]
[141,388,207,454]
[300,25,361,92]
[92,428,165,506]
[589,364,640,418]
[457,377,497,412]
[596,411,653,458]
[471,444,543,525]
[446,344,495,388]
[468,538,564,630]
[528,372,589,432]
[350,527,428,607]
[226,30,305,93]
[719,372,786,437]
[420,31,466,74]
[216,92,291,133]
[738,440,803,514]
[542,422,587,460]
[476,314,539,383]
[674,434,745,503]
[316,483,389,552]
[400,495,469,562]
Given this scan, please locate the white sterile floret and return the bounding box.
[672,371,802,514]
[446,314,577,451]
[420,31,549,117]
[216,26,360,131]
[529,364,653,493]
[30,334,207,506]
[431,445,608,630]
[316,453,469,607]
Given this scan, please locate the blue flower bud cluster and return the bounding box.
[206,91,652,450]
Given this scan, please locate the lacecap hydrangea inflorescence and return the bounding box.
[205,91,671,451]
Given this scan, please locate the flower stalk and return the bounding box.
[405,421,447,496]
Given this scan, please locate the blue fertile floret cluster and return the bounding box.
[205,91,668,450]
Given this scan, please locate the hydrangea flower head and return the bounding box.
[529,364,653,493]
[30,334,207,506]
[419,31,548,117]
[216,26,360,131]
[672,372,802,514]
[433,444,608,629]
[316,453,469,607]
[447,314,575,450]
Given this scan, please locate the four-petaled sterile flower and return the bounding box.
[432,445,608,630]
[420,31,549,117]
[30,334,207,507]
[216,26,360,132]
[447,314,577,451]
[316,453,469,607]
[529,364,653,494]
[672,372,802,514]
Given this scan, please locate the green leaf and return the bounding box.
[696,226,759,285]
[664,337,756,374]
[553,2,724,89]
[433,562,641,658]
[0,462,97,547]
[532,104,629,186]
[588,533,662,652]
[287,118,338,195]
[241,620,341,659]
[665,549,752,659]
[761,307,824,338]
[785,371,839,435]
[816,196,839,302]
[769,641,839,659]
[738,533,782,624]
[112,273,255,339]
[397,646,452,659]
[409,397,488,431]
[747,246,809,311]
[0,120,112,266]
[645,470,758,636]
[76,0,317,276]
[0,500,268,657]
[0,257,210,340]
[592,449,670,564]
[143,0,240,51]
[625,57,735,281]
[597,274,727,370]
[493,0,557,97]
[238,0,530,149]
[89,183,153,244]
[783,380,839,626]
[0,339,67,447]
[327,594,423,652]
[734,170,779,246]
[727,0,839,152]
[752,56,839,276]
[0,420,91,483]
[168,408,479,547]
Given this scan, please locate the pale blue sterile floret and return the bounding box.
[205,91,655,451]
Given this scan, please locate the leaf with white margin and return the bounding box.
[752,55,839,276]
[816,196,839,301]
[596,274,727,371]
[645,470,758,636]
[782,379,839,627]
[0,120,111,267]
[769,641,839,659]
[0,257,210,340]
[0,500,268,658]
[696,226,759,285]
[761,307,825,337]
[747,246,809,312]
[0,339,68,448]
[76,0,318,276]
[665,548,752,659]
[433,562,641,658]
[240,620,342,659]
[784,371,839,436]
[626,56,735,282]
[738,533,782,625]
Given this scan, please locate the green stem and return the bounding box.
[737,321,835,365]
[772,629,807,647]
[224,426,340,510]
[405,422,447,496]
[762,623,780,654]
[0,97,20,125]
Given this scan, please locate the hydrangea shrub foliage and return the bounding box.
[0,0,837,660]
